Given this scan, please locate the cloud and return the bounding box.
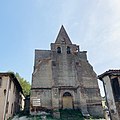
[59,0,80,26]
[57,0,120,73]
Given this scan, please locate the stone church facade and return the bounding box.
[30,26,103,117]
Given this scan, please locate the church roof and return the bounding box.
[55,25,72,44]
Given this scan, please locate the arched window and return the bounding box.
[63,92,72,97]
[67,46,71,54]
[57,47,61,53]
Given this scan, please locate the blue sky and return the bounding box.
[0,0,120,96]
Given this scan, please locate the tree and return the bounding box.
[15,73,31,97]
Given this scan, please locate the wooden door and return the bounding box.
[62,92,73,109]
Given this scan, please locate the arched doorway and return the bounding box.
[62,92,73,109]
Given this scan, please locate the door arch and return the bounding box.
[62,92,73,109]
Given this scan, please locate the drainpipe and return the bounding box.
[102,80,112,120]
[3,77,10,120]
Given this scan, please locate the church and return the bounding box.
[30,26,103,117]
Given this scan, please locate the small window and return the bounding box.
[0,77,2,87]
[6,102,9,113]
[4,89,6,95]
[67,46,71,54]
[57,47,61,53]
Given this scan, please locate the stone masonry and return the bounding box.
[30,25,103,118]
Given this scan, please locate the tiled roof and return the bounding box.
[98,69,120,80]
[0,72,23,94]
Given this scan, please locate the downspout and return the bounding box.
[102,80,112,120]
[3,77,10,120]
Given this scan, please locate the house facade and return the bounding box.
[98,70,120,120]
[30,26,103,118]
[0,72,24,120]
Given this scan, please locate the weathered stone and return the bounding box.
[30,25,103,118]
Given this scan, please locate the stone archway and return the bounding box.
[62,92,73,109]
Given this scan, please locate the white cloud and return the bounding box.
[57,1,120,73]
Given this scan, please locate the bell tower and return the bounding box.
[51,25,79,55]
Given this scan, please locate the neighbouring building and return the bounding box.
[0,72,24,120]
[98,70,120,120]
[30,26,103,118]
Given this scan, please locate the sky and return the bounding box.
[0,0,120,96]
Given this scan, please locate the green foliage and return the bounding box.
[60,109,84,120]
[15,73,31,97]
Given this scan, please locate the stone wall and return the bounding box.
[32,58,52,88]
[30,26,103,118]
